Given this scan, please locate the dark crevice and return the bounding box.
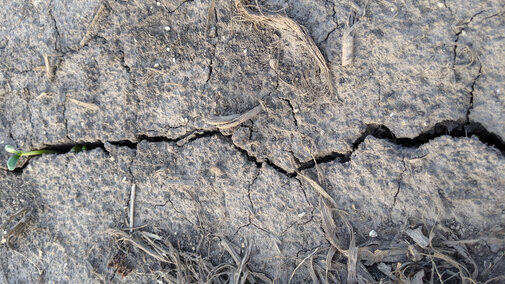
[297,152,345,171]
[466,65,482,122]
[117,49,131,73]
[279,97,298,127]
[167,0,193,13]
[393,157,406,206]
[4,120,504,174]
[352,121,504,153]
[48,1,61,53]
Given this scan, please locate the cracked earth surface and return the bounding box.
[1,0,504,282]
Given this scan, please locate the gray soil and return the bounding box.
[1,0,504,283]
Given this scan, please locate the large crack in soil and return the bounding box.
[4,118,504,178]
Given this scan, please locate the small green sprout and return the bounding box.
[70,145,87,153]
[5,145,56,171]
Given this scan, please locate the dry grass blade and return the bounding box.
[206,105,263,129]
[129,184,136,233]
[69,98,100,111]
[1,209,33,245]
[425,251,474,282]
[234,241,252,284]
[298,174,338,209]
[234,0,333,95]
[220,238,271,283]
[80,2,110,48]
[308,254,320,284]
[484,275,505,284]
[325,246,337,283]
[448,243,478,279]
[107,228,170,263]
[346,233,358,284]
[288,247,320,284]
[0,208,27,232]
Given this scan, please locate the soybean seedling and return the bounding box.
[5,145,56,171]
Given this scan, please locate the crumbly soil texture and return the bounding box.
[1,0,504,283]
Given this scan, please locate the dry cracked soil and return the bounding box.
[1,0,504,283]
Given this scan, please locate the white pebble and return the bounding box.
[298,212,306,218]
[164,26,171,31]
[369,230,378,238]
[172,57,176,63]
[243,49,247,55]
[166,47,170,52]
[390,113,394,117]
[154,63,159,68]
[156,2,161,6]
[437,2,444,8]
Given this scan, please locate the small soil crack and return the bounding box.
[466,64,482,123]
[393,157,406,206]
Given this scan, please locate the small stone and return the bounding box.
[164,26,171,31]
[298,212,306,218]
[369,230,378,238]
[437,2,444,8]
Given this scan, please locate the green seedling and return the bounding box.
[5,145,56,171]
[70,145,87,153]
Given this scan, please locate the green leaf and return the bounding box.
[70,145,85,153]
[5,145,19,154]
[7,154,20,171]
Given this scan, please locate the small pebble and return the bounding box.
[390,113,395,117]
[437,2,444,8]
[172,57,176,63]
[369,230,378,238]
[298,212,306,218]
[166,47,170,52]
[164,26,171,31]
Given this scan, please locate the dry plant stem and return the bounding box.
[1,209,33,245]
[107,229,170,263]
[288,247,320,284]
[298,174,338,208]
[0,208,27,232]
[80,2,109,48]
[206,104,263,129]
[68,98,100,111]
[129,184,136,233]
[234,0,334,96]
